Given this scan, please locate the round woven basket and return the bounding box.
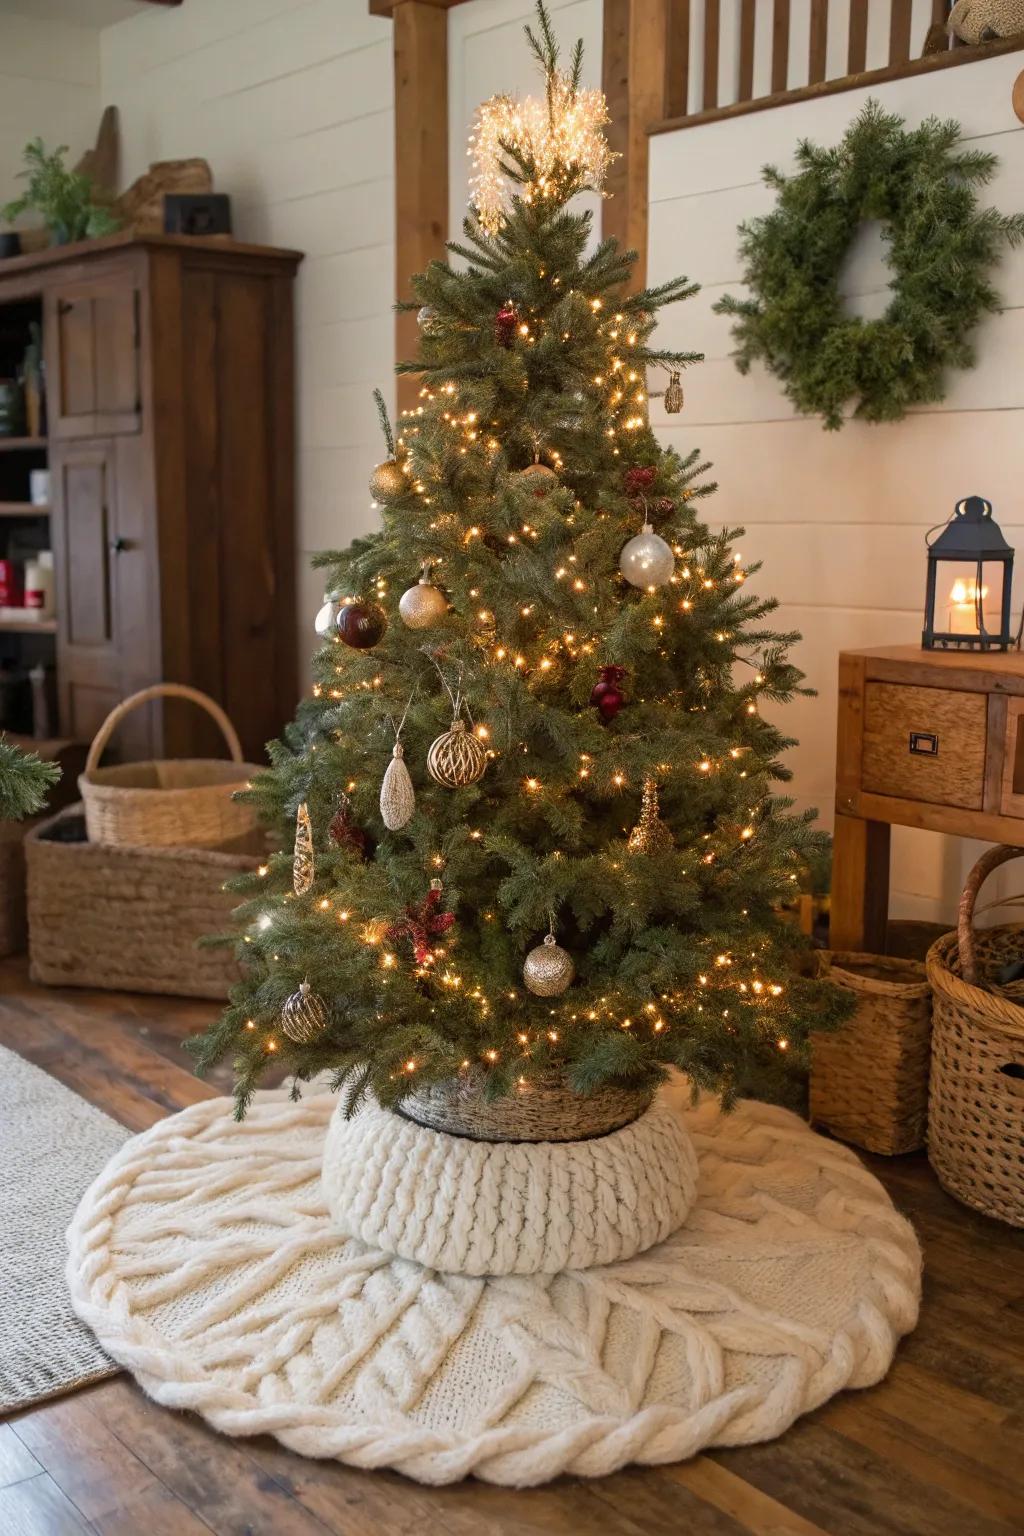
[925,845,1024,1228]
[403,1068,655,1142]
[79,683,263,851]
[811,951,932,1155]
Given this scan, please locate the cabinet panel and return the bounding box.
[51,438,155,755]
[46,272,140,439]
[62,452,112,647]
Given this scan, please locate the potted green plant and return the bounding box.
[1,138,119,246]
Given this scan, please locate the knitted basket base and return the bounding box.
[322,1094,698,1275]
[66,1080,921,1488]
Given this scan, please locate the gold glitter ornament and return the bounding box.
[427,718,487,789]
[280,980,329,1044]
[514,461,558,493]
[399,562,447,629]
[292,801,314,895]
[523,932,575,997]
[627,777,673,854]
[664,371,684,414]
[379,742,415,831]
[369,458,406,504]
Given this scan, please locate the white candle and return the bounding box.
[946,580,998,636]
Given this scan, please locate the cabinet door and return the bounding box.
[46,273,141,439]
[51,438,156,755]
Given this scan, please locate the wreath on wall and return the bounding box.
[714,100,1024,431]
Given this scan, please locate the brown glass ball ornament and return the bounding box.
[336,599,387,650]
[280,980,329,1044]
[369,458,406,504]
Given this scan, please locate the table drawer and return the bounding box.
[861,682,987,810]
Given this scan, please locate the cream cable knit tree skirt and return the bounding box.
[66,1080,921,1487]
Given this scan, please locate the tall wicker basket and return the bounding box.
[810,952,932,1155]
[926,845,1024,1228]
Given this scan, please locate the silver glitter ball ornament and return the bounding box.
[417,305,439,334]
[522,934,575,997]
[281,980,329,1044]
[619,522,675,588]
[399,565,447,629]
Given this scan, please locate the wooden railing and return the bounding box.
[653,1,1011,129]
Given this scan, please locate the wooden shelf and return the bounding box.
[0,618,56,634]
[0,501,49,516]
[0,437,46,453]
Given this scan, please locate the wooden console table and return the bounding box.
[832,645,1024,951]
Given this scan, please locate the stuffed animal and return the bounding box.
[948,0,1024,45]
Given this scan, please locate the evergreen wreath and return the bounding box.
[714,100,1024,430]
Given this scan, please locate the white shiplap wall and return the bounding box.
[99,0,397,653]
[0,12,101,211]
[647,49,1024,923]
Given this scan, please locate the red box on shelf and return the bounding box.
[0,559,24,606]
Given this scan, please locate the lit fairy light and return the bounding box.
[468,71,614,235]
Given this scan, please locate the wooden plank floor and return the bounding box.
[1,954,1022,1536]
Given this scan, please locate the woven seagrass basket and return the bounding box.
[27,804,255,999]
[810,952,932,1155]
[79,683,262,852]
[404,1068,655,1142]
[926,845,1024,1228]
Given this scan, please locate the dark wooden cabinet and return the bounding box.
[0,233,302,761]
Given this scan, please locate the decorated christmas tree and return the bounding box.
[192,3,845,1118]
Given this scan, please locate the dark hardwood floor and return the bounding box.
[1,953,1022,1536]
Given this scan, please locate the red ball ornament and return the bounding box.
[494,300,518,348]
[335,599,387,650]
[590,664,626,723]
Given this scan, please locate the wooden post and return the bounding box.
[602,0,671,292]
[391,1,450,411]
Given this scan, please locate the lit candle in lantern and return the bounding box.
[947,578,996,636]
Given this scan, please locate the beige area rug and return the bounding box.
[0,1043,128,1411]
[67,1082,921,1486]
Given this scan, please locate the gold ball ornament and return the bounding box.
[523,934,575,997]
[427,718,487,788]
[399,563,447,629]
[280,980,329,1044]
[514,462,558,494]
[369,458,407,504]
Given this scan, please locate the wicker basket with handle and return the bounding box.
[78,683,262,851]
[926,844,1024,1227]
[810,952,932,1155]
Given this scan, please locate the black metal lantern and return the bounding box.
[922,496,1014,652]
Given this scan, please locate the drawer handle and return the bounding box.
[909,731,939,756]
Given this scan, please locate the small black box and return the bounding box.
[163,193,232,237]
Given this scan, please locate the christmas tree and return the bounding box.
[192,3,845,1118]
